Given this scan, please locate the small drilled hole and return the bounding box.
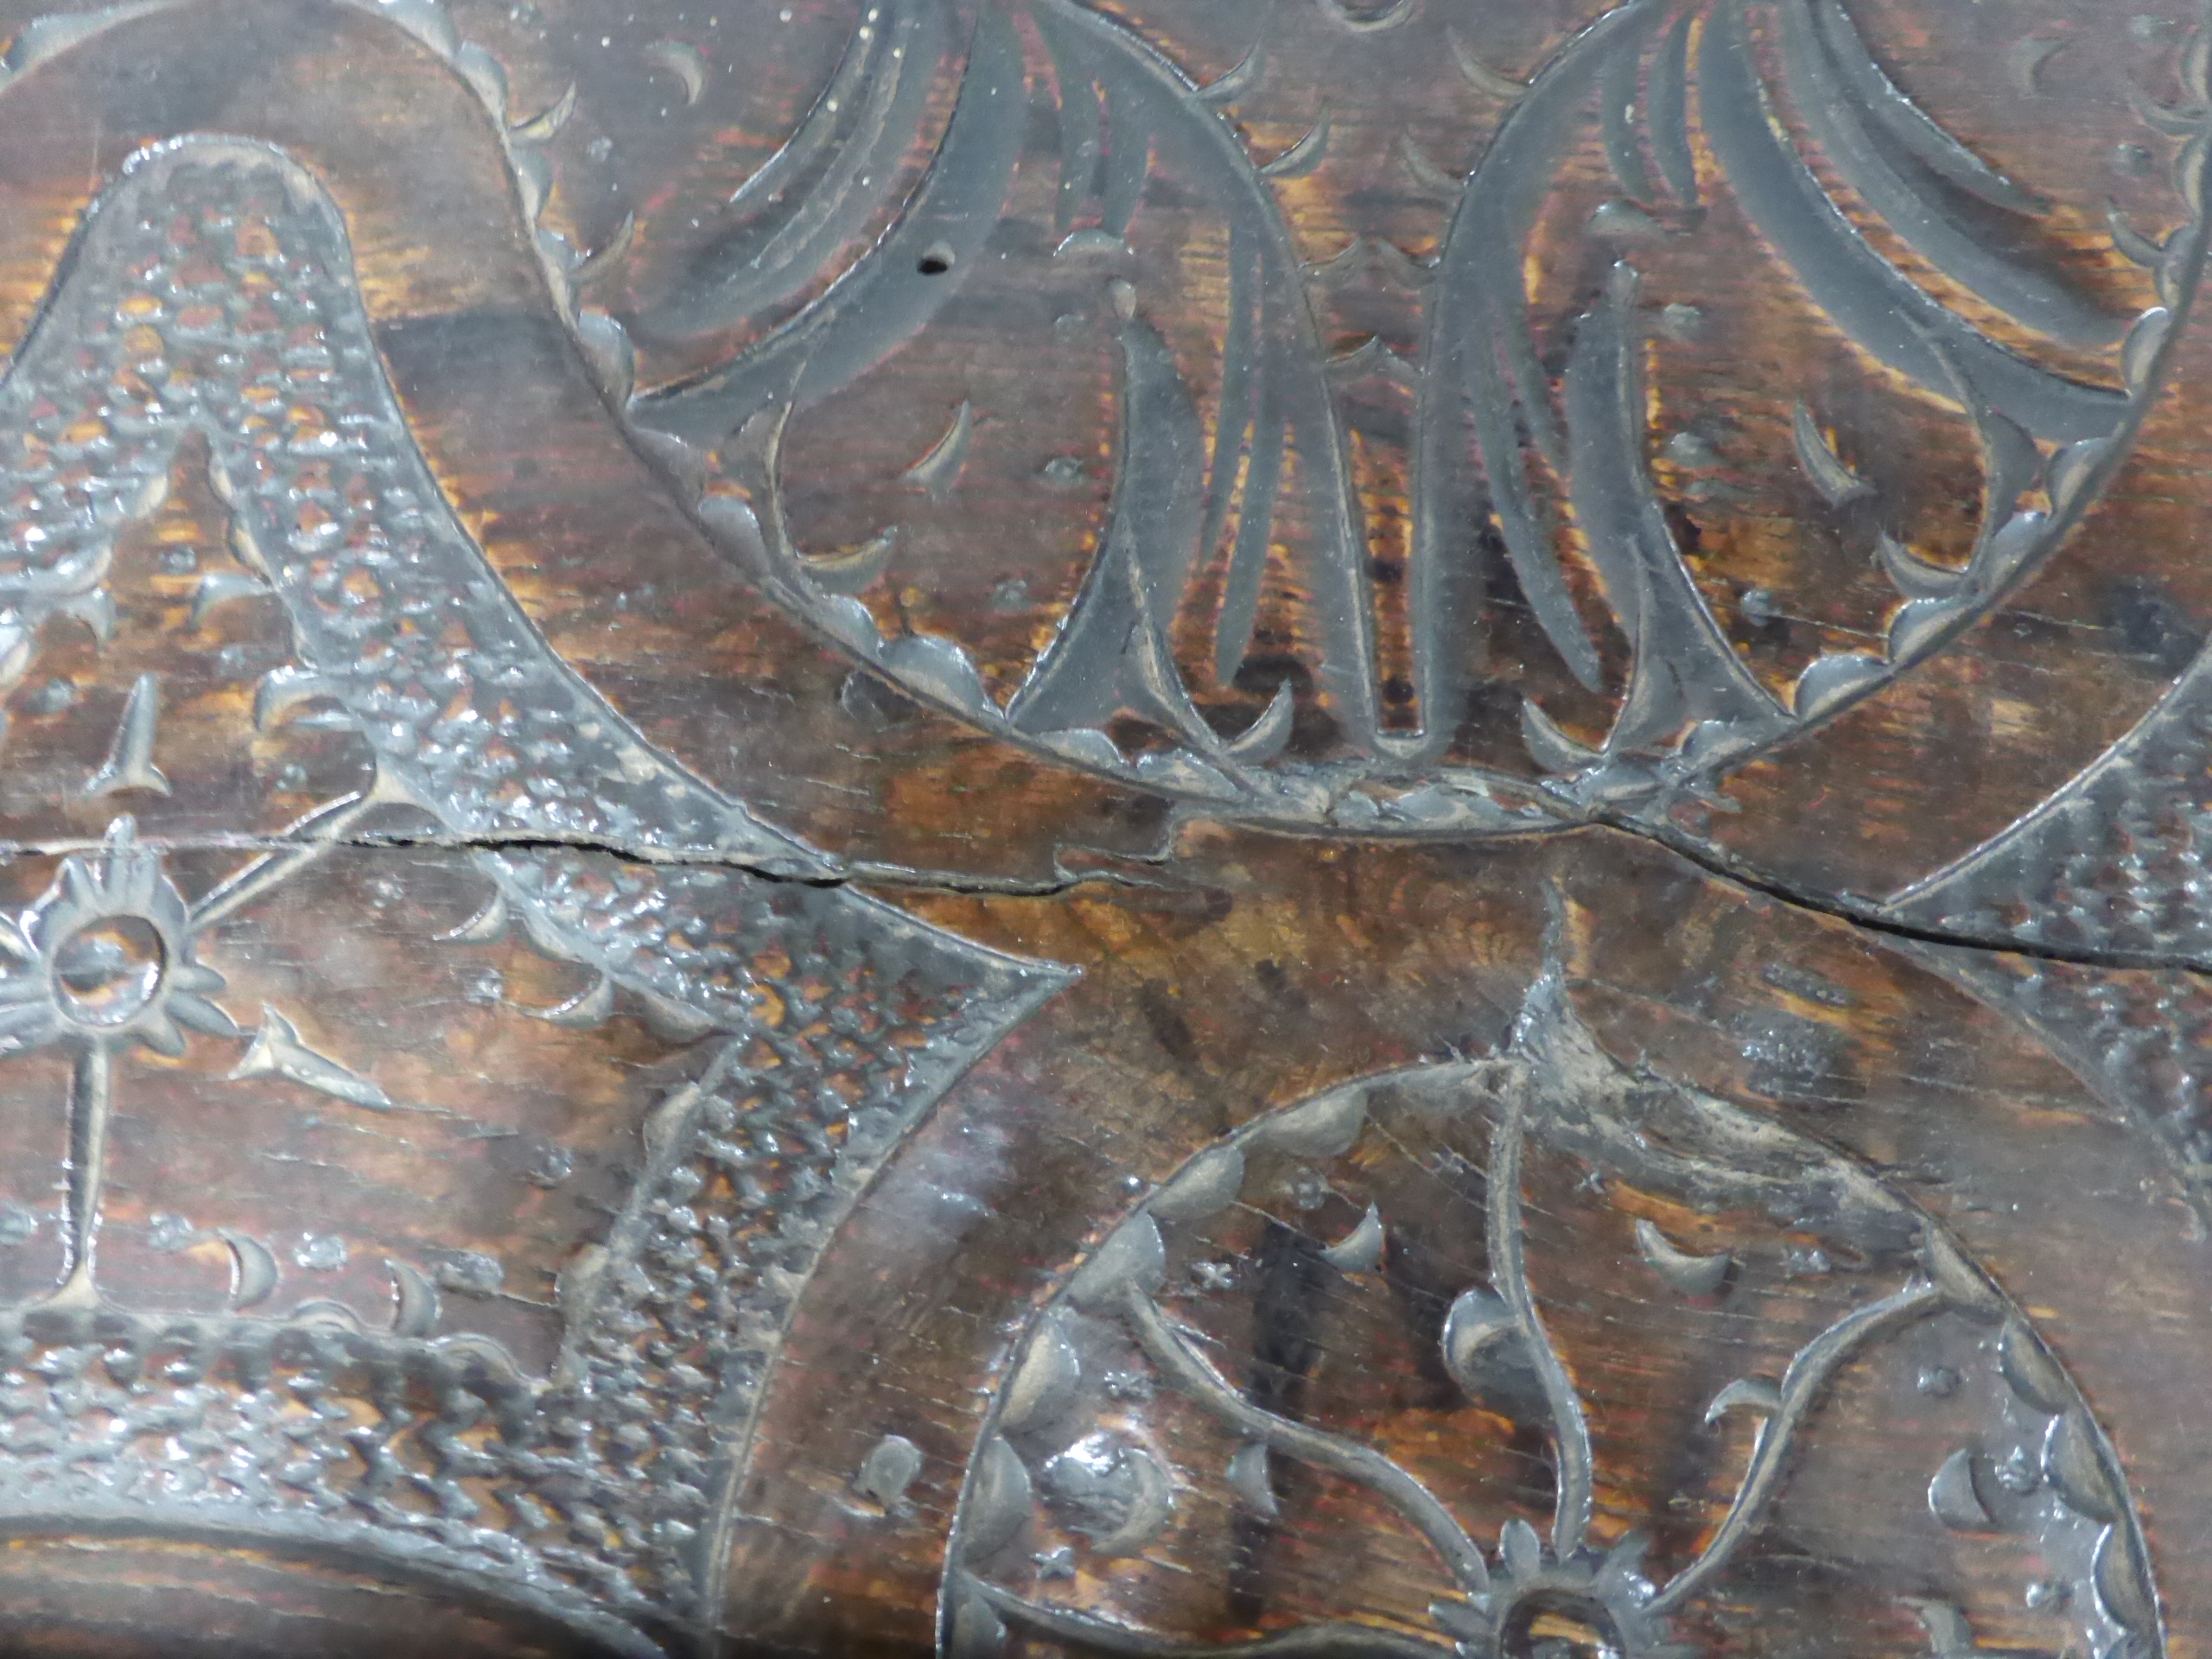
[916,242,954,276]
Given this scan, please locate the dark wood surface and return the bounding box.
[0,1,2200,1656]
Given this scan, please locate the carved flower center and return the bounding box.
[1498,1592,1624,1659]
[53,917,165,1026]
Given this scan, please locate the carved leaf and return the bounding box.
[1560,262,1783,754]
[1699,0,2126,443]
[1005,306,1216,743]
[1030,0,1382,747]
[632,4,1027,447]
[641,0,947,337]
[1775,0,2120,349]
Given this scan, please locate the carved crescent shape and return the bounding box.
[219,1230,280,1310]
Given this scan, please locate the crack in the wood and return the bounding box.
[1613,811,2212,980]
[0,818,2202,980]
[0,825,1175,901]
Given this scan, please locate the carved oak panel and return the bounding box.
[0,0,2200,1656]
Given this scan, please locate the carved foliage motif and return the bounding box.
[0,0,2196,1655]
[948,978,2161,1659]
[612,0,2212,855]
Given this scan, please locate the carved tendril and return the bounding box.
[1484,1093,1596,1560]
[1116,1268,1492,1592]
[1645,1275,1943,1612]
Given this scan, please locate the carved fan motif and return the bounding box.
[616,0,2209,838]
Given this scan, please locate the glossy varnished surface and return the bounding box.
[0,1,2200,1656]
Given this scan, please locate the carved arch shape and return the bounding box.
[944,978,2163,1659]
[0,125,1071,1656]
